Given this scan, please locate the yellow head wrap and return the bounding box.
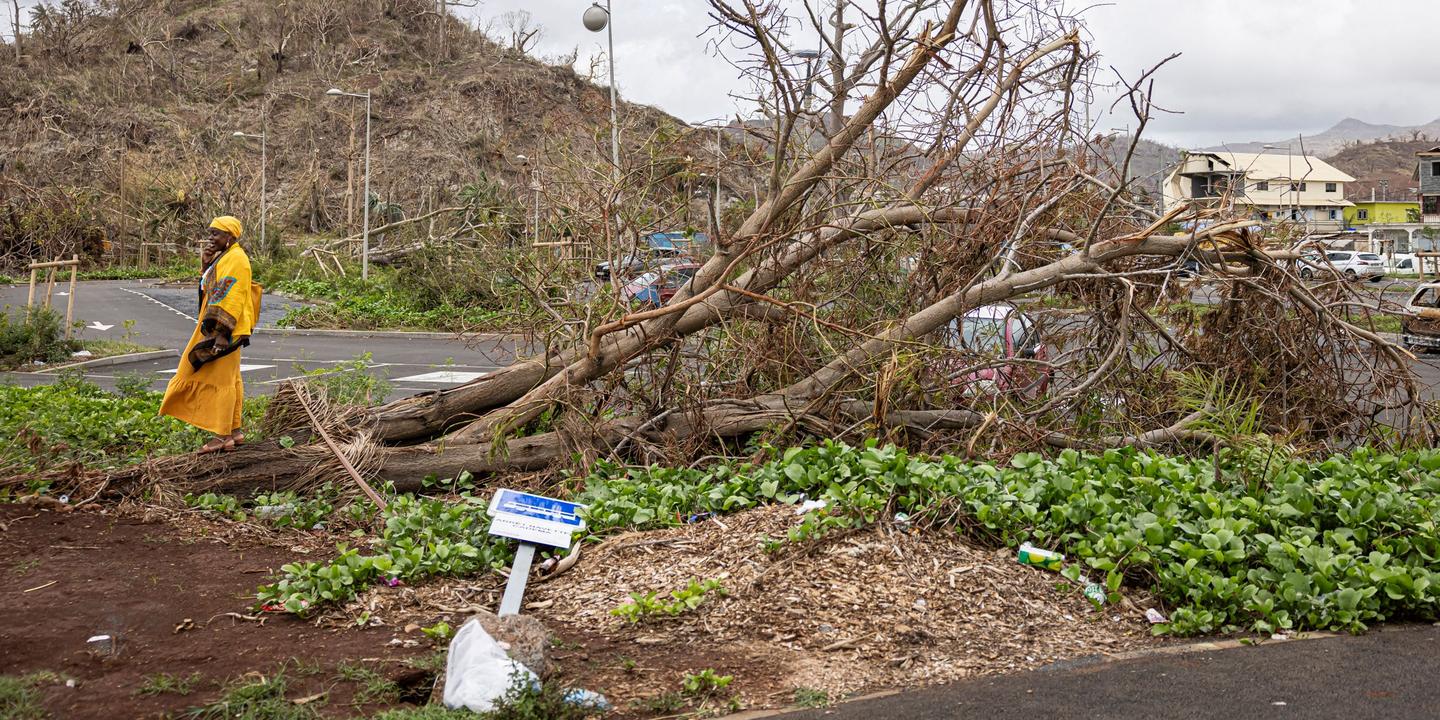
[209,216,243,239]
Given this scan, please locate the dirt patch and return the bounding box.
[0,503,438,719]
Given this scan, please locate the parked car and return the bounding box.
[944,303,1051,396]
[1401,282,1440,352]
[1389,253,1417,273]
[594,249,684,281]
[622,262,701,307]
[593,231,711,280]
[1297,251,1386,282]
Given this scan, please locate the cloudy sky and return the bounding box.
[458,0,1440,148]
[8,0,1438,147]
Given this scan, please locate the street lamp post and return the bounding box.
[794,49,821,113]
[582,3,620,181]
[327,87,372,280]
[231,129,266,254]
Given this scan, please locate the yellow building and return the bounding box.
[1344,200,1419,227]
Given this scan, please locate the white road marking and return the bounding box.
[87,321,114,331]
[161,364,275,375]
[393,370,488,383]
[120,287,196,323]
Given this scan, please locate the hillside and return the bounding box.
[0,0,686,261]
[1323,138,1433,203]
[1204,116,1440,158]
[1102,135,1180,195]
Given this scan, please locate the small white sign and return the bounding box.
[487,489,587,549]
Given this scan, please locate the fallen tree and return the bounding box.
[26,0,1433,500]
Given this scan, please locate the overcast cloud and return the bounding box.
[464,0,1440,149]
[9,0,1438,148]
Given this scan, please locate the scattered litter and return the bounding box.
[385,577,403,587]
[443,618,538,712]
[563,689,611,712]
[817,623,837,634]
[1082,583,1106,607]
[70,350,93,358]
[1016,542,1063,571]
[23,581,57,593]
[1144,608,1168,624]
[64,679,77,689]
[894,512,912,530]
[254,504,293,519]
[1272,701,1287,706]
[796,499,828,515]
[86,634,115,656]
[1270,633,1288,641]
[913,598,928,611]
[679,511,714,524]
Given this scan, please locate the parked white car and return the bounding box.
[1389,253,1417,273]
[1297,251,1386,282]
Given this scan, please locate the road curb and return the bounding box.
[715,630,1341,719]
[257,326,521,341]
[38,349,178,373]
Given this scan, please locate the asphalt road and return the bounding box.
[775,625,1440,720]
[0,279,523,398]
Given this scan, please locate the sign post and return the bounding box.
[486,489,587,617]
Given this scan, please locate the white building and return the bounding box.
[1162,151,1355,230]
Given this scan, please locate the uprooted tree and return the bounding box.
[37,0,1434,499]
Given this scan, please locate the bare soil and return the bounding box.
[0,503,436,719]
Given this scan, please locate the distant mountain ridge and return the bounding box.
[1203,117,1440,157]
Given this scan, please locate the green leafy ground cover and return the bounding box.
[0,374,267,480]
[256,441,1440,637]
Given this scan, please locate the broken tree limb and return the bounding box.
[294,385,388,511]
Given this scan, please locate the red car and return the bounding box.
[945,303,1050,397]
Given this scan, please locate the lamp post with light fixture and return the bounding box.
[582,3,620,181]
[327,87,372,279]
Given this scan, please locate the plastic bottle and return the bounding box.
[1016,542,1064,571]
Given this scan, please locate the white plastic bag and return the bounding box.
[442,618,538,712]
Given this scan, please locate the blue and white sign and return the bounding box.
[487,489,587,549]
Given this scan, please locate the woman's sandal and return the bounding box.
[199,437,228,454]
[227,432,245,450]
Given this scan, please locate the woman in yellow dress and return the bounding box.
[159,216,262,453]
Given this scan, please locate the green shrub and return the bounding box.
[0,307,80,369]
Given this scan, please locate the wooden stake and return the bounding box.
[42,261,57,309]
[64,255,78,340]
[26,267,36,308]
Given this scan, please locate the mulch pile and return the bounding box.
[354,504,1166,712]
